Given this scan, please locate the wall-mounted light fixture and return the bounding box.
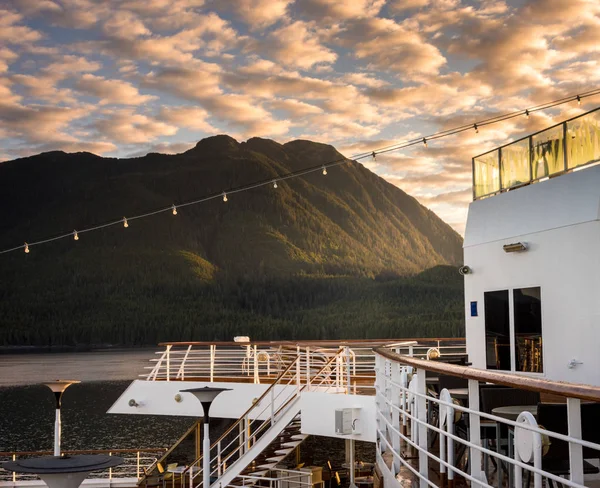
[503,242,528,253]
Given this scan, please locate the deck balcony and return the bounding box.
[473,108,600,200]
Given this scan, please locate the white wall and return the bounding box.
[464,168,600,386]
[300,392,376,442]
[108,380,300,419]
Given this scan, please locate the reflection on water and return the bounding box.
[0,381,193,452]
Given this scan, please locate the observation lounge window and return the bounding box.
[484,287,543,373]
[513,287,543,373]
[484,290,510,370]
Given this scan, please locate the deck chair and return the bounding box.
[156,462,178,488]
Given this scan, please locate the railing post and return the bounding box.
[210,345,215,382]
[306,347,310,389]
[416,370,428,488]
[12,454,16,483]
[254,345,259,384]
[137,451,140,479]
[400,369,408,435]
[468,378,484,485]
[218,440,222,476]
[567,397,584,485]
[345,346,351,394]
[109,451,113,481]
[408,345,414,357]
[177,345,192,380]
[390,362,401,474]
[296,350,301,391]
[166,345,171,382]
[239,418,246,455]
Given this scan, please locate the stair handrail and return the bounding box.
[185,348,346,488]
[199,348,346,486]
[181,355,301,477]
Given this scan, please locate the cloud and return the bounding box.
[247,21,337,69]
[75,74,156,105]
[93,109,178,144]
[218,0,292,29]
[296,0,385,20]
[159,106,217,133]
[0,8,43,44]
[337,17,446,77]
[270,99,323,116]
[0,48,18,73]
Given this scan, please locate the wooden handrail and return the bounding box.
[375,348,600,403]
[158,338,465,347]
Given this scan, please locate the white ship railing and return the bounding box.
[0,448,165,484]
[374,348,600,488]
[142,339,467,394]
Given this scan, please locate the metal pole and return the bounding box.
[345,347,351,394]
[349,439,356,488]
[203,421,210,488]
[54,408,61,456]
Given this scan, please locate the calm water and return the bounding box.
[0,350,373,466]
[0,350,193,452]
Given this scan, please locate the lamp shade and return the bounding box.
[44,380,80,394]
[180,387,231,421]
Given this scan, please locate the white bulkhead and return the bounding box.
[464,164,600,386]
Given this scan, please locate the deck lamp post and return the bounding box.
[2,380,123,488]
[44,380,80,456]
[181,387,231,488]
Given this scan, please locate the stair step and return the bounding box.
[257,462,279,469]
[281,440,303,447]
[266,455,286,462]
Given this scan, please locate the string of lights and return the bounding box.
[3,89,599,256]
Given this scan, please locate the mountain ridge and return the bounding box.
[0,136,465,345]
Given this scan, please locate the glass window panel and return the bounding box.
[567,111,600,169]
[531,125,564,179]
[474,151,499,198]
[501,139,530,189]
[484,290,510,370]
[513,287,543,373]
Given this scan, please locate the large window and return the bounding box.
[513,287,543,372]
[484,290,510,370]
[484,287,543,373]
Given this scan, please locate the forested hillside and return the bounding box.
[0,136,464,347]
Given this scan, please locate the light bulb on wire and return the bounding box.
[577,95,581,106]
[223,192,228,202]
[73,230,79,241]
[273,180,278,189]
[423,138,428,148]
[371,152,376,161]
[322,166,327,175]
[123,217,129,228]
[172,205,177,216]
[474,123,479,134]
[525,109,530,119]
[24,242,29,254]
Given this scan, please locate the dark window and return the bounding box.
[513,287,543,372]
[484,290,510,370]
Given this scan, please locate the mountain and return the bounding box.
[0,136,464,346]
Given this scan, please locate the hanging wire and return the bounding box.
[3,89,599,256]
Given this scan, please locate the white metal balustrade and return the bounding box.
[143,340,467,393]
[374,349,600,488]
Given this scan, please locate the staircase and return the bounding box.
[182,349,345,488]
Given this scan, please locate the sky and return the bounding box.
[2,0,600,234]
